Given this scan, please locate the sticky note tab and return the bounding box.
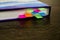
[34,14,43,18]
[39,8,46,11]
[18,15,26,18]
[34,9,40,13]
[26,9,33,13]
[25,13,33,17]
[32,11,37,15]
[42,11,48,15]
[39,12,46,16]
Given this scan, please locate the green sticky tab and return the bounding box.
[27,9,33,12]
[39,8,46,11]
[34,14,43,19]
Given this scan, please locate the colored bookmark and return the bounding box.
[34,13,43,19]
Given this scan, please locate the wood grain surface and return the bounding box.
[0,0,60,40]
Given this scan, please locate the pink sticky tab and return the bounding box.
[34,9,40,13]
[18,15,26,18]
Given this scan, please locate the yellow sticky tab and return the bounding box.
[26,9,33,13]
[39,8,46,11]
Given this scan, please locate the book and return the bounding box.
[0,0,51,21]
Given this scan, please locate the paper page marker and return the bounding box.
[25,13,33,18]
[18,15,26,19]
[34,9,41,13]
[26,9,33,13]
[39,8,46,11]
[34,14,43,19]
[39,12,46,16]
[32,11,37,15]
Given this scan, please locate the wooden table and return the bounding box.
[0,0,60,40]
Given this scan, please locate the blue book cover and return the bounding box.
[0,0,49,10]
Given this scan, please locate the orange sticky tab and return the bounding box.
[25,13,33,17]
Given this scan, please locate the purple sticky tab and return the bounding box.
[18,15,26,18]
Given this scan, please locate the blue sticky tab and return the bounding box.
[32,11,37,15]
[39,12,46,16]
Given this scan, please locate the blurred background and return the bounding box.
[0,0,60,40]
